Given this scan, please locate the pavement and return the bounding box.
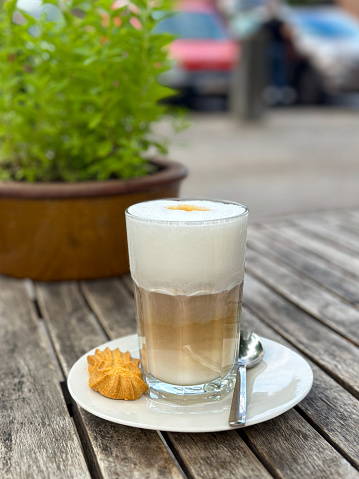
[168,105,359,221]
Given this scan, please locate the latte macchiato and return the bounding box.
[126,199,248,401]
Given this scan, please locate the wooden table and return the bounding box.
[2,209,359,479]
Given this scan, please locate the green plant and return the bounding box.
[0,0,179,181]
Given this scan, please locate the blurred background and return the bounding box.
[155,0,359,220]
[17,0,359,221]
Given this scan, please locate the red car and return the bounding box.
[156,0,239,97]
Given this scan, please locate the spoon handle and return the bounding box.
[229,365,247,427]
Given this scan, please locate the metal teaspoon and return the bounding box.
[229,331,264,427]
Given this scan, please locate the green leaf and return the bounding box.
[96,141,112,158]
[88,113,103,129]
[4,0,17,16]
[83,56,97,66]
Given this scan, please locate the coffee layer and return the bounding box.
[135,283,242,386]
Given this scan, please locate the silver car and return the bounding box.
[287,7,359,102]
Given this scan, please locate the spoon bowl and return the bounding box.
[229,331,264,427]
[238,331,264,368]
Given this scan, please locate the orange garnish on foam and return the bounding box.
[167,204,210,212]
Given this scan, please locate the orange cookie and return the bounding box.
[87,348,148,400]
[87,347,140,375]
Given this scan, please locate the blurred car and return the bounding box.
[286,7,359,103]
[155,0,239,97]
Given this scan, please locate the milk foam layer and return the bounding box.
[128,199,247,223]
[126,199,248,295]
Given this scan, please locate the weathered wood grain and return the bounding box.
[0,277,90,479]
[74,410,182,479]
[243,274,359,397]
[166,430,274,479]
[245,248,359,344]
[346,212,359,232]
[242,308,359,469]
[247,228,359,305]
[244,409,359,479]
[249,208,359,229]
[36,281,182,479]
[36,282,108,371]
[291,218,359,256]
[318,211,359,238]
[80,278,137,339]
[262,224,359,278]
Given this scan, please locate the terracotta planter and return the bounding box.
[0,159,188,281]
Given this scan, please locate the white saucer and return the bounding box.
[67,334,313,433]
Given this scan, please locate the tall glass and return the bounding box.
[125,199,248,402]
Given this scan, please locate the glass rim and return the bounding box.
[125,198,249,225]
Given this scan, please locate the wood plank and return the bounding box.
[253,211,359,265]
[36,281,182,479]
[249,209,345,230]
[80,278,137,339]
[36,282,106,371]
[347,211,359,226]
[260,224,359,278]
[243,274,359,397]
[247,228,359,305]
[0,277,90,479]
[241,308,359,469]
[291,218,359,256]
[334,214,359,237]
[74,410,182,479]
[245,248,359,345]
[166,431,274,479]
[244,409,359,479]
